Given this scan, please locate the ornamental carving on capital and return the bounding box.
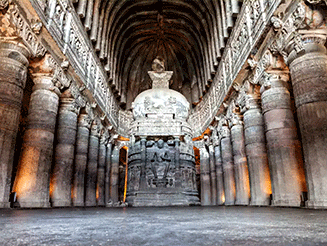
[226,101,243,127]
[0,0,9,10]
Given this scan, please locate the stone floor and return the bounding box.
[1,206,327,246]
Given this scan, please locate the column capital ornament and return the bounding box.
[270,1,327,64]
[236,81,261,113]
[216,115,230,139]
[226,100,243,127]
[0,0,9,10]
[78,113,92,129]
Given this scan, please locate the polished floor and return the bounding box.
[1,206,327,246]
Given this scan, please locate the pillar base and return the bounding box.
[0,202,10,208]
[235,200,249,206]
[250,199,270,206]
[271,199,301,207]
[19,201,50,208]
[72,202,84,207]
[306,200,327,209]
[225,201,235,206]
[52,200,72,207]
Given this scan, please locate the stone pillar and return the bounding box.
[51,92,80,207]
[110,145,120,203]
[214,144,225,205]
[208,145,217,205]
[0,41,29,208]
[228,108,250,205]
[72,113,91,206]
[261,68,305,207]
[13,54,61,208]
[174,136,181,188]
[239,86,271,206]
[200,144,211,206]
[139,138,147,190]
[105,141,112,205]
[97,132,107,206]
[220,125,235,205]
[85,121,100,207]
[287,28,327,208]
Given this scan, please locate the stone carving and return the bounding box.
[29,0,119,130]
[0,0,8,10]
[186,1,280,137]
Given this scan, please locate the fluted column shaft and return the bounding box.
[52,96,79,207]
[231,123,250,205]
[105,142,112,205]
[0,42,29,208]
[110,145,120,203]
[208,145,217,205]
[220,126,235,205]
[288,30,327,208]
[243,100,271,206]
[97,136,107,206]
[214,144,225,205]
[14,56,60,208]
[261,75,305,207]
[72,113,90,206]
[85,122,100,206]
[200,145,211,206]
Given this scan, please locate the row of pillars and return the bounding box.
[200,31,327,209]
[0,41,121,208]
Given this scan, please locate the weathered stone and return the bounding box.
[110,145,120,203]
[14,55,60,208]
[85,121,100,207]
[105,142,112,205]
[288,32,327,209]
[243,107,271,206]
[214,145,225,205]
[231,124,250,205]
[0,41,29,208]
[200,145,211,206]
[220,126,235,206]
[52,95,79,207]
[97,135,107,206]
[72,113,91,207]
[261,74,305,207]
[208,145,217,205]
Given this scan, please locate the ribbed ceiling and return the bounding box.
[73,0,241,109]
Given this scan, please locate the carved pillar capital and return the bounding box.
[29,54,62,96]
[236,82,261,113]
[78,113,92,129]
[226,100,243,127]
[0,0,9,10]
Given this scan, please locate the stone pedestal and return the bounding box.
[97,135,107,206]
[85,121,100,207]
[105,142,112,205]
[208,145,217,205]
[0,42,29,208]
[14,56,60,208]
[214,145,225,205]
[200,146,211,206]
[288,32,327,209]
[243,105,271,206]
[261,75,305,207]
[72,113,91,206]
[110,145,120,203]
[220,126,235,205]
[52,95,79,207]
[231,124,250,205]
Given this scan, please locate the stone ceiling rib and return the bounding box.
[72,0,234,109]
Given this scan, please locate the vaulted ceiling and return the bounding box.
[73,0,241,109]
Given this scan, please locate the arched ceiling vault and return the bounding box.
[73,0,241,109]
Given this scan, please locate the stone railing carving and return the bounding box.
[29,0,119,129]
[188,0,281,137]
